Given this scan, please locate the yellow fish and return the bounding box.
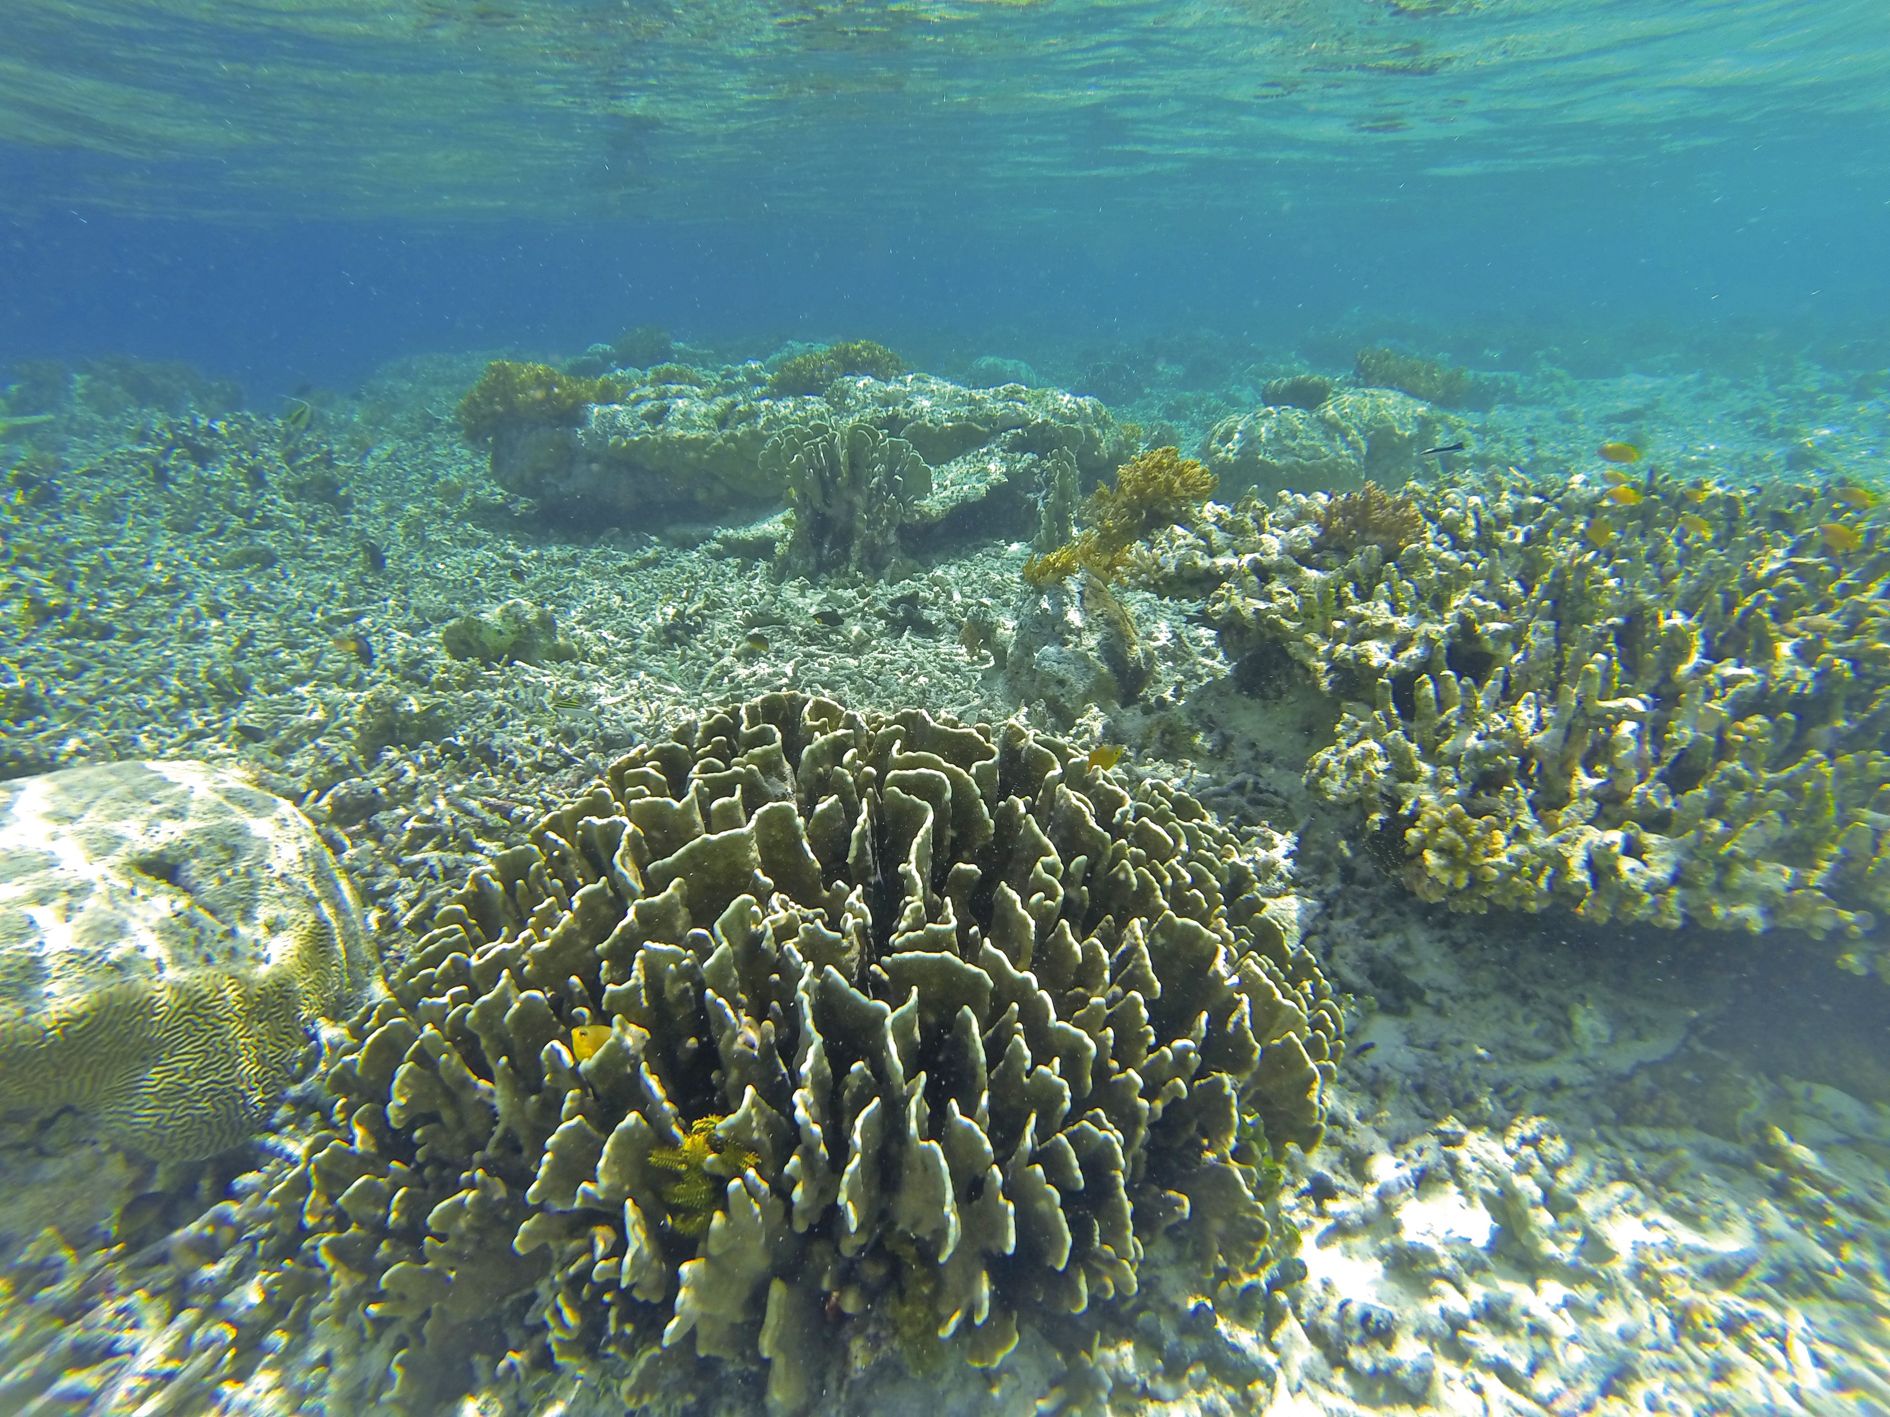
[1820,521,1864,553]
[1682,484,1711,504]
[1602,467,1633,486]
[1604,485,1644,506]
[571,1024,613,1062]
[331,632,374,667]
[1086,743,1125,771]
[1598,441,1642,464]
[1585,520,1616,548]
[1833,485,1879,509]
[1678,513,1713,539]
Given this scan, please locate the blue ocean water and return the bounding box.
[5,4,1890,1416]
[3,0,1887,393]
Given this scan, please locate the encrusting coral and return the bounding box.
[1156,473,1890,969]
[173,692,1341,1412]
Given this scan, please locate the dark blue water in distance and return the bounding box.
[4,0,1888,398]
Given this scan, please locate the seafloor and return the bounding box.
[2,331,1888,1415]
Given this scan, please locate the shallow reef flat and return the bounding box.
[0,338,1886,1414]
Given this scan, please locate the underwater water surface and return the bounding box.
[3,2,1889,1415]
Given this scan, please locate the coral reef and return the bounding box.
[196,693,1340,1411]
[1202,388,1462,498]
[1261,374,1335,411]
[0,761,374,1162]
[766,340,908,398]
[1159,475,1890,965]
[1353,347,1476,408]
[1312,483,1425,556]
[492,365,1131,531]
[439,598,579,666]
[456,361,627,445]
[762,419,933,579]
[1024,446,1217,586]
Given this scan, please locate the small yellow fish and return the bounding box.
[1678,513,1713,539]
[330,632,374,667]
[571,1024,613,1062]
[1832,485,1879,509]
[1585,520,1616,548]
[1604,485,1644,506]
[1598,441,1642,464]
[1602,467,1633,486]
[1820,521,1864,553]
[1682,484,1711,504]
[1086,743,1125,771]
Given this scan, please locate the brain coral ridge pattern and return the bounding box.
[220,693,1341,1411]
[1175,478,1890,962]
[0,760,373,1161]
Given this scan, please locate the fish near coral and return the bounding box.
[1678,512,1713,539]
[1604,485,1645,506]
[1832,485,1879,510]
[570,1024,612,1062]
[1598,441,1642,464]
[1585,519,1617,548]
[1820,521,1865,553]
[1086,743,1126,771]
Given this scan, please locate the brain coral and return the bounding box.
[0,760,374,1162]
[1164,474,1890,968]
[222,693,1341,1412]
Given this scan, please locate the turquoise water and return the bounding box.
[4,0,1889,383]
[3,4,1890,1416]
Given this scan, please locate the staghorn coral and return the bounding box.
[1024,446,1216,586]
[193,693,1340,1412]
[1164,475,1890,966]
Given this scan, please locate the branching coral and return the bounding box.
[1313,483,1426,556]
[1024,446,1217,586]
[1171,475,1890,967]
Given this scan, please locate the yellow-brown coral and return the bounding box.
[649,1116,759,1236]
[456,360,627,444]
[1024,445,1217,585]
[1314,483,1425,556]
